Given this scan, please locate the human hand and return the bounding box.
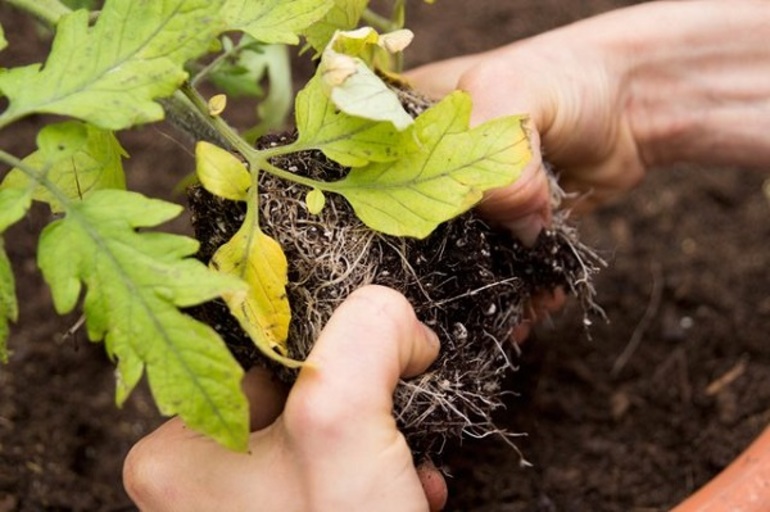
[123,285,447,512]
[407,23,641,331]
[408,1,770,245]
[407,25,645,246]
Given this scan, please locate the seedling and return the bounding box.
[0,0,599,455]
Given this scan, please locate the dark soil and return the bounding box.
[1,1,769,511]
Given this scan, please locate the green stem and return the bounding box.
[361,8,397,33]
[259,161,336,192]
[161,93,234,150]
[391,0,406,29]
[177,82,329,193]
[191,38,252,88]
[5,0,72,28]
[178,83,254,158]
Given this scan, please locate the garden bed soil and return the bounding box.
[1,1,769,510]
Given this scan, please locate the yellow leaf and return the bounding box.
[208,94,227,116]
[211,208,300,368]
[305,188,326,214]
[195,142,251,201]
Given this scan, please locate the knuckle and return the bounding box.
[457,60,498,93]
[283,388,350,444]
[122,435,177,508]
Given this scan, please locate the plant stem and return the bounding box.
[191,37,253,88]
[361,8,397,33]
[260,161,336,193]
[177,83,331,193]
[160,94,234,150]
[178,83,252,156]
[5,0,71,28]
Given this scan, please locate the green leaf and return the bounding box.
[0,24,6,53]
[224,0,334,45]
[253,45,294,136]
[210,207,300,368]
[61,0,99,9]
[302,0,368,54]
[333,91,532,238]
[209,45,268,99]
[0,186,27,360]
[0,187,28,361]
[0,242,14,363]
[294,74,414,166]
[0,187,32,233]
[195,141,251,201]
[2,121,126,212]
[0,0,226,129]
[328,26,380,58]
[37,189,249,451]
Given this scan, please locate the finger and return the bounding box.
[405,53,483,98]
[531,287,567,316]
[477,155,552,246]
[511,288,567,345]
[416,462,448,512]
[284,285,440,436]
[511,319,532,344]
[242,366,288,431]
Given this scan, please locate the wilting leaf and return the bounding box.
[319,54,413,131]
[211,207,299,367]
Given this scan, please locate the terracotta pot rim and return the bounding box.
[673,424,770,511]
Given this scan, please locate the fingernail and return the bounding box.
[420,322,441,351]
[505,212,545,247]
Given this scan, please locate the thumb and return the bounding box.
[405,53,484,99]
[279,286,442,511]
[284,285,440,439]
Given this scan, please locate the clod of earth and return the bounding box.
[187,129,605,459]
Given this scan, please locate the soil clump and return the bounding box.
[187,132,603,455]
